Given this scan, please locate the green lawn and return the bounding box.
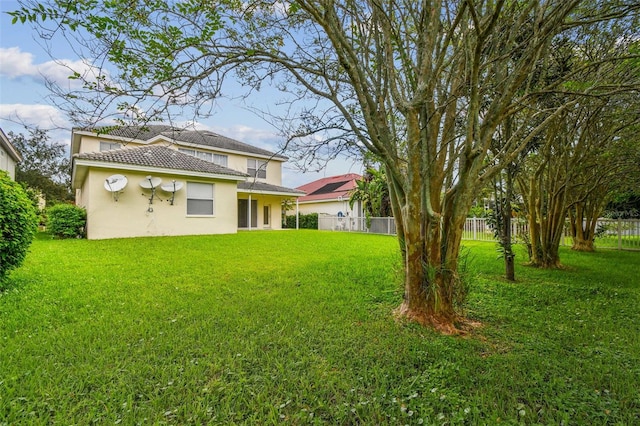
[1,231,639,425]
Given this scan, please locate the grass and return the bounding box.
[1,231,639,425]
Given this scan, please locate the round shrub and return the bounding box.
[0,171,38,282]
[47,203,86,239]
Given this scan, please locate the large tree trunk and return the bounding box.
[389,111,473,334]
[393,209,467,334]
[520,151,568,269]
[569,201,603,252]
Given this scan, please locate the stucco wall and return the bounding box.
[297,199,357,217]
[0,146,17,180]
[78,135,145,153]
[79,168,239,239]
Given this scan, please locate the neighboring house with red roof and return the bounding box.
[295,173,363,217]
[0,127,22,180]
[71,126,304,239]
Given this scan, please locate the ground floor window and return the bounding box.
[187,182,214,215]
[263,205,270,226]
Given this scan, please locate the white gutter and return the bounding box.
[72,159,247,188]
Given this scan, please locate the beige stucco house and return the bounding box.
[295,173,363,217]
[71,125,304,239]
[0,127,22,180]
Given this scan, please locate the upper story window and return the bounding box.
[247,159,267,179]
[179,148,228,167]
[213,154,228,167]
[99,141,122,151]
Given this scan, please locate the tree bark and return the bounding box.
[503,171,516,281]
[569,201,602,252]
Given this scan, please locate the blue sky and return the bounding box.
[0,1,361,187]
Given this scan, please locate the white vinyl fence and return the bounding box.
[317,215,640,251]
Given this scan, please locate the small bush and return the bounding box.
[47,204,86,239]
[468,205,491,218]
[284,213,318,229]
[0,171,38,283]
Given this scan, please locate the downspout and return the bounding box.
[296,198,299,230]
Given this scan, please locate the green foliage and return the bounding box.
[604,192,640,219]
[467,205,491,218]
[1,233,639,424]
[8,129,73,206]
[349,168,392,223]
[46,204,86,239]
[0,171,38,284]
[18,183,46,226]
[284,212,318,229]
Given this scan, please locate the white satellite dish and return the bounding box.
[104,174,128,192]
[160,180,184,193]
[104,174,128,201]
[139,176,162,211]
[161,180,183,205]
[139,176,162,189]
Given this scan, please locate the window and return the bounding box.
[196,151,212,162]
[187,182,214,216]
[213,154,228,167]
[247,159,267,179]
[263,205,270,226]
[99,141,122,151]
[179,148,228,167]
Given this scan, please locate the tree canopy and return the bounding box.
[8,129,73,206]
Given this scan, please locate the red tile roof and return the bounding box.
[296,173,362,202]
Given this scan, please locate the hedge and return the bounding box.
[284,213,318,229]
[0,171,38,283]
[47,203,87,239]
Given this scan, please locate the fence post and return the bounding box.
[618,217,622,250]
[473,217,477,241]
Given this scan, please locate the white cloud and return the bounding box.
[0,46,103,89]
[0,46,36,78]
[0,103,69,130]
[0,104,71,150]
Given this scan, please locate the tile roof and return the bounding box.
[74,145,247,177]
[93,125,287,160]
[238,181,306,196]
[296,173,362,202]
[94,125,175,141]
